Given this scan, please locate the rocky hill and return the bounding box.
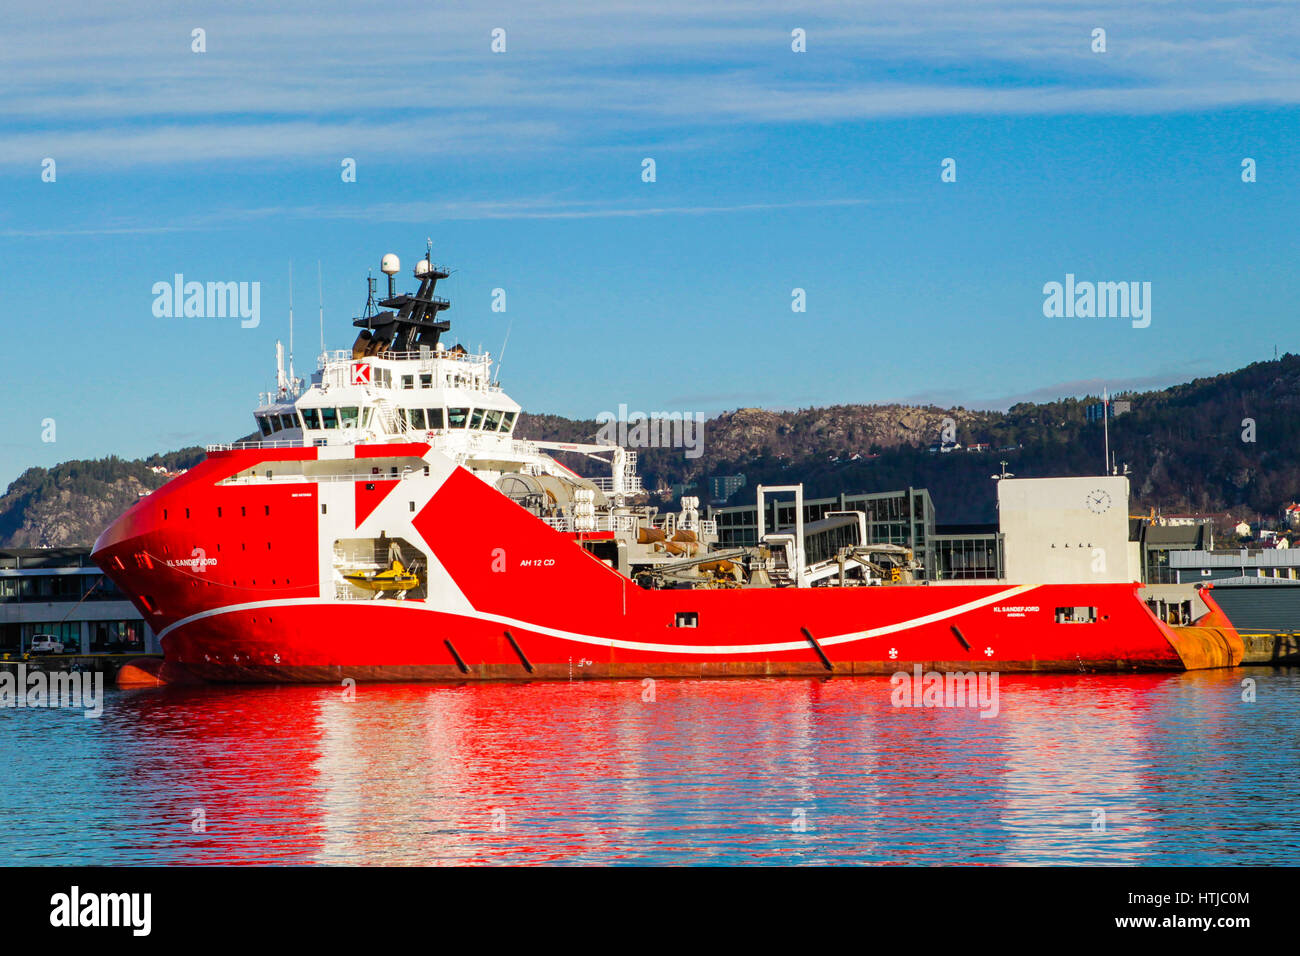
[5,354,1299,546]
[520,354,1300,524]
[0,450,206,548]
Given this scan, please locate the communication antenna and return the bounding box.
[287,260,295,385]
[317,261,326,358]
[493,319,513,386]
[1102,386,1111,476]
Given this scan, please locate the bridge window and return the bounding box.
[340,406,360,429]
[401,375,414,389]
[410,408,427,429]
[499,411,517,433]
[448,407,469,428]
[469,408,485,429]
[280,413,298,430]
[427,408,444,428]
[483,409,503,431]
[268,415,282,433]
[321,407,338,429]
[419,373,432,388]
[300,407,321,429]
[256,415,273,436]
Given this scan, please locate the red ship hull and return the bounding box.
[92,444,1240,682]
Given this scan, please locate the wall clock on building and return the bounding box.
[1086,489,1112,513]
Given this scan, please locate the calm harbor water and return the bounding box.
[2,667,1298,865]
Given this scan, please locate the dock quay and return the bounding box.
[1239,633,1300,665]
[1,653,164,683]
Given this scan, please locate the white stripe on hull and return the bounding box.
[155,584,1036,655]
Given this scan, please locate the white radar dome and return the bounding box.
[380,253,400,275]
[415,259,431,277]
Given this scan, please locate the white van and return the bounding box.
[29,634,64,654]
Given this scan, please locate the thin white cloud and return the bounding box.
[0,196,880,236]
[1,0,1296,169]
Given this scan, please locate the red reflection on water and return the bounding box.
[108,670,1249,865]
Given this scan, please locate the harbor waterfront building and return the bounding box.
[0,548,157,655]
[1137,521,1215,584]
[709,486,1004,581]
[1167,549,1300,633]
[711,476,1300,633]
[1170,548,1300,584]
[709,476,1145,584]
[707,474,747,503]
[709,487,935,570]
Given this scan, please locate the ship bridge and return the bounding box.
[209,244,682,567]
[244,245,523,459]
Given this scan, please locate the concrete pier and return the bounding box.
[0,653,163,683]
[1239,633,1300,665]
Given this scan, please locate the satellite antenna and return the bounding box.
[381,253,400,297]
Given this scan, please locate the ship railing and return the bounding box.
[649,514,715,536]
[206,439,306,452]
[256,389,304,408]
[384,349,488,363]
[319,348,491,368]
[590,475,645,494]
[609,513,641,533]
[220,469,426,485]
[334,582,380,601]
[541,513,641,534]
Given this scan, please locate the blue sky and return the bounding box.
[1,1,1297,487]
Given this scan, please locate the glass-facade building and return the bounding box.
[929,533,1005,580]
[0,548,155,655]
[709,487,1006,581]
[711,487,938,576]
